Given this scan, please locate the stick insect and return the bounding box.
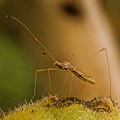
[6,15,112,99]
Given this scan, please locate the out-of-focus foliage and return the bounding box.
[0,34,34,111]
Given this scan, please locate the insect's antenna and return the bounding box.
[51,53,56,61]
[6,15,55,62]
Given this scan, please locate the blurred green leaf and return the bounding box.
[0,33,34,111]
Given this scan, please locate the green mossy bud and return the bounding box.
[1,95,120,120]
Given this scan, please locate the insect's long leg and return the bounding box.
[60,72,69,96]
[32,68,58,99]
[69,74,73,98]
[92,48,111,98]
[98,48,111,98]
[48,69,52,94]
[83,84,87,99]
[75,48,111,97]
[69,54,74,62]
[60,54,74,96]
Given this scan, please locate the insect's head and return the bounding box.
[53,61,60,67]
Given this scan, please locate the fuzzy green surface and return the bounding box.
[1,96,120,120]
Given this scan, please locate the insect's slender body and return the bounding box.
[54,61,95,84]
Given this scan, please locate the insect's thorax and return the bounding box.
[53,61,74,71]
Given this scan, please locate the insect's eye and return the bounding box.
[56,62,59,66]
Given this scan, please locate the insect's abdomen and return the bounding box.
[72,69,96,85]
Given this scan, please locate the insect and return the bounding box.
[6,15,111,99]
